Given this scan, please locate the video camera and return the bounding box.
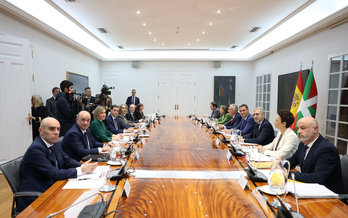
[101,85,115,96]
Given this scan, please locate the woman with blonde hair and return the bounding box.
[30,94,49,140]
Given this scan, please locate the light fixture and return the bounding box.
[216,10,221,13]
[188,43,190,45]
[136,10,141,14]
[162,43,165,45]
[197,39,199,41]
[209,22,213,25]
[154,39,157,41]
[143,23,146,26]
[202,31,205,34]
[149,32,152,34]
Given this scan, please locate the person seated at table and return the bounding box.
[215,105,231,124]
[218,104,242,129]
[62,111,111,161]
[241,107,274,145]
[286,117,344,194]
[257,110,298,159]
[209,101,220,119]
[89,106,121,143]
[17,117,98,212]
[135,103,145,120]
[225,104,256,136]
[126,104,143,123]
[117,104,139,127]
[104,105,134,134]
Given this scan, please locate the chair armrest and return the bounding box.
[14,191,42,197]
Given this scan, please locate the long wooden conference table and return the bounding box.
[18,116,348,217]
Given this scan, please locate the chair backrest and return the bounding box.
[341,155,348,194]
[57,136,64,146]
[0,156,23,194]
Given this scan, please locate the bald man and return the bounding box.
[286,117,344,194]
[62,111,109,161]
[18,117,97,212]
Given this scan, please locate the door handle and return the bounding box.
[25,113,32,125]
[177,105,179,110]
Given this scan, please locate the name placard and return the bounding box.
[215,138,220,146]
[122,179,131,197]
[226,150,233,161]
[238,173,250,190]
[134,149,140,160]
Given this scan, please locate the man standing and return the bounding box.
[62,111,109,161]
[46,87,59,118]
[56,80,79,136]
[286,117,344,194]
[209,102,220,119]
[126,89,140,108]
[226,104,256,136]
[82,87,95,112]
[219,104,242,129]
[104,105,134,134]
[17,117,97,211]
[242,107,274,145]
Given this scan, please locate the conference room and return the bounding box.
[1,0,348,217]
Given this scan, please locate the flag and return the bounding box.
[291,67,318,133]
[290,69,304,131]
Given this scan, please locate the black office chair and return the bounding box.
[57,136,64,146]
[0,156,42,217]
[340,155,348,204]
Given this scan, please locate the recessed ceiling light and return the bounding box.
[202,32,205,34]
[136,11,141,14]
[143,23,146,26]
[209,22,213,25]
[162,43,165,45]
[216,10,221,13]
[188,43,190,45]
[197,39,199,41]
[154,39,157,41]
[149,32,152,34]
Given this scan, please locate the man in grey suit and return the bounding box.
[46,87,60,118]
[209,102,220,119]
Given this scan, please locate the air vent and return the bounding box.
[97,28,109,33]
[65,0,79,2]
[231,45,237,49]
[248,27,261,33]
[118,46,124,49]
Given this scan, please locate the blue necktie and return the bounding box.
[302,145,309,161]
[49,147,58,169]
[114,118,118,130]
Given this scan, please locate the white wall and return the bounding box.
[101,61,254,116]
[254,22,348,134]
[0,9,101,102]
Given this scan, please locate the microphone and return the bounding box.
[292,173,300,217]
[46,193,106,218]
[244,150,267,182]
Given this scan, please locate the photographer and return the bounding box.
[95,85,113,114]
[56,80,80,136]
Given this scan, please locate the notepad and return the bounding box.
[286,183,338,198]
[250,162,273,169]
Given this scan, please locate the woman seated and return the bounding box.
[117,104,138,127]
[135,103,145,120]
[257,110,298,160]
[30,94,49,140]
[90,106,121,142]
[216,105,231,124]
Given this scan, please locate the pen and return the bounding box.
[78,177,90,181]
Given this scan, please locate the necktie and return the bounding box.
[242,119,247,130]
[84,132,90,149]
[254,124,260,137]
[133,96,135,104]
[274,135,283,151]
[114,118,118,130]
[230,118,234,125]
[131,113,134,121]
[302,145,309,161]
[49,147,58,169]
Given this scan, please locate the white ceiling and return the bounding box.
[1,0,348,61]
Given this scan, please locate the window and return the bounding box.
[256,74,271,119]
[326,55,348,155]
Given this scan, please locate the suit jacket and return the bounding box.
[135,110,144,120]
[210,108,220,119]
[224,113,242,129]
[103,114,129,134]
[61,123,104,161]
[18,137,81,211]
[56,92,79,136]
[89,119,113,143]
[243,118,275,145]
[117,114,135,127]
[125,112,139,123]
[46,97,56,117]
[287,134,344,194]
[31,106,49,140]
[264,128,298,160]
[233,113,256,136]
[126,96,140,108]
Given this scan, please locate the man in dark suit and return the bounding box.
[126,89,140,108]
[62,111,109,161]
[228,104,256,136]
[219,104,242,129]
[242,107,274,145]
[45,87,59,117]
[208,102,220,119]
[104,105,134,134]
[126,104,143,123]
[82,87,95,112]
[56,80,79,136]
[17,117,97,212]
[286,117,344,194]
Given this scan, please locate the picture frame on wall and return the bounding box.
[214,76,236,106]
[66,71,89,93]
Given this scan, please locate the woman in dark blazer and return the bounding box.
[30,94,49,140]
[135,103,145,120]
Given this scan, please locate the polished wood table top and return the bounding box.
[18,116,348,217]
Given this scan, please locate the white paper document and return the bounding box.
[63,166,110,189]
[286,183,339,198]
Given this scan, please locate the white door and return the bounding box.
[0,35,32,163]
[158,71,196,116]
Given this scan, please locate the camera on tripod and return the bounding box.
[101,85,115,95]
